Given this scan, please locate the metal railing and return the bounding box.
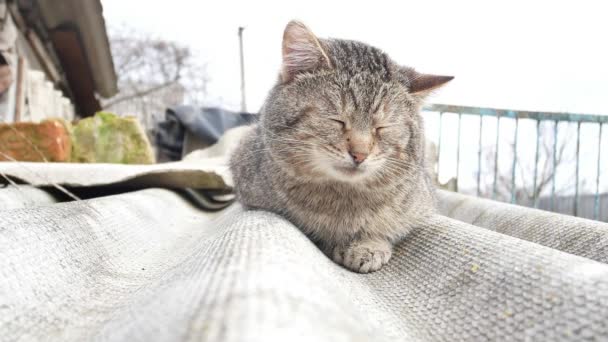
[423,104,607,221]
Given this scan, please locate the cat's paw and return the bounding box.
[332,240,392,273]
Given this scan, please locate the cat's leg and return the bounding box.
[332,239,393,273]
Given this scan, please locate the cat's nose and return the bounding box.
[349,151,368,165]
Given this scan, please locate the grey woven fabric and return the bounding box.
[437,190,608,263]
[0,185,57,210]
[2,188,608,341]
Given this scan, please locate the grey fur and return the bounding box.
[230,21,450,273]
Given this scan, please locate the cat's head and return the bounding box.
[262,20,452,183]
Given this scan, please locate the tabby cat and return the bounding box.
[230,21,452,273]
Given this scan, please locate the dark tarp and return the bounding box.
[155,106,257,162]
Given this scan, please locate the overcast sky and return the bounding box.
[102,0,607,196]
[103,0,608,115]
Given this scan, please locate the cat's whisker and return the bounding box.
[377,165,408,177]
[236,150,312,164]
[233,148,313,164]
[382,164,419,178]
[261,134,322,147]
[267,123,334,145]
[376,161,420,177]
[266,133,324,145]
[383,157,426,171]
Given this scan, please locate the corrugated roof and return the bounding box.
[1,184,608,340]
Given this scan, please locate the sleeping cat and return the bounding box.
[230,21,452,273]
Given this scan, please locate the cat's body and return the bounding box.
[230,21,452,273]
[232,120,434,256]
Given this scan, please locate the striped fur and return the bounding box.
[230,21,451,273]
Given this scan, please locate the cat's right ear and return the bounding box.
[281,20,332,83]
[398,67,454,98]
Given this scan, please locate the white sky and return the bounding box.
[102,0,608,197]
[102,0,608,115]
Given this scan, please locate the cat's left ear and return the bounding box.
[401,68,454,98]
[281,20,332,83]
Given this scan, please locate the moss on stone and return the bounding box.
[71,112,155,164]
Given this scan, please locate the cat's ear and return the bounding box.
[410,74,454,95]
[281,20,332,83]
[401,68,453,98]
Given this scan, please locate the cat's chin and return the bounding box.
[320,164,370,183]
[335,165,364,175]
[310,151,373,183]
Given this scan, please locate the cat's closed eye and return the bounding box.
[374,125,394,135]
[328,118,346,129]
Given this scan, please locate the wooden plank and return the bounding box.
[49,29,100,117]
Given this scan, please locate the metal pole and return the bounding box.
[595,124,603,220]
[510,118,519,204]
[551,121,558,211]
[456,113,462,192]
[533,120,541,208]
[492,116,500,200]
[238,27,247,112]
[574,122,581,217]
[476,116,483,197]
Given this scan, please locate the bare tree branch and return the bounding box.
[101,25,208,131]
[103,78,180,109]
[479,123,576,202]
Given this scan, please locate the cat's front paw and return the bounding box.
[332,240,392,273]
